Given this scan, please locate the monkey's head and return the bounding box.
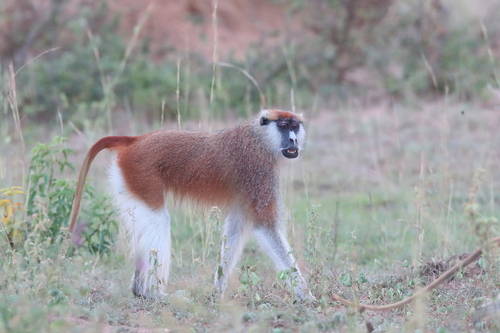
[258,110,305,159]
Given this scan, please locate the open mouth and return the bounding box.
[282,148,299,159]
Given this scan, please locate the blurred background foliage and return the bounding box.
[0,0,499,124]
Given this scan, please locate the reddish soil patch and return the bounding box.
[0,0,306,63]
[107,0,304,60]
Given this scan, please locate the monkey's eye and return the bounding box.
[291,122,299,130]
[278,122,288,130]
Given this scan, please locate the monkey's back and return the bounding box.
[115,123,280,219]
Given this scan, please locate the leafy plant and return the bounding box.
[26,136,75,243]
[277,267,300,303]
[77,184,118,255]
[0,186,25,248]
[240,262,262,309]
[26,136,117,254]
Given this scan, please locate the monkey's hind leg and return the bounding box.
[128,204,171,298]
[109,161,171,299]
[215,207,251,299]
[254,225,313,301]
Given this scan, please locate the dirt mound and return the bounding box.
[0,0,305,65]
[107,0,303,60]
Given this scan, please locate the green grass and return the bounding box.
[1,98,500,332]
[2,0,500,330]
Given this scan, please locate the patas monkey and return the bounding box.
[68,109,312,301]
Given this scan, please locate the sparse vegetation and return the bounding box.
[1,0,500,332]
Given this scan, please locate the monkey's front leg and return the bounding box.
[254,225,313,301]
[214,208,251,298]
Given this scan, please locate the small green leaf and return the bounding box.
[478,258,486,269]
[340,272,352,287]
[277,270,290,280]
[250,272,260,285]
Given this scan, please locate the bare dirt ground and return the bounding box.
[108,0,305,60]
[0,0,309,68]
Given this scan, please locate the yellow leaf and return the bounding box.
[0,199,11,207]
[1,186,24,196]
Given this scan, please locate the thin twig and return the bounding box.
[217,62,266,108]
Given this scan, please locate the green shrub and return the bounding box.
[367,0,498,98]
[26,136,117,254]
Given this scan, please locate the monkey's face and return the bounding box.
[260,114,305,159]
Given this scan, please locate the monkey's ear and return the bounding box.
[260,117,269,126]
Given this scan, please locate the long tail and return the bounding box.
[67,136,136,239]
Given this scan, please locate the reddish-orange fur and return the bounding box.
[68,122,282,236]
[68,136,136,236]
[117,123,279,225]
[266,110,303,122]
